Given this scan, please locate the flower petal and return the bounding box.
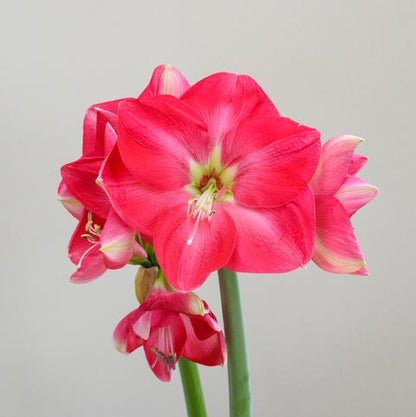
[232,119,321,207]
[144,314,186,382]
[348,154,368,175]
[61,156,111,218]
[117,97,210,190]
[313,196,367,274]
[139,64,190,100]
[57,180,84,219]
[335,175,378,217]
[181,315,227,366]
[142,292,205,316]
[99,145,189,235]
[70,244,107,283]
[181,72,279,140]
[113,307,144,354]
[310,135,364,195]
[225,188,316,272]
[82,99,124,156]
[99,208,138,269]
[154,204,236,291]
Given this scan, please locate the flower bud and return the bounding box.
[135,266,158,302]
[139,64,190,100]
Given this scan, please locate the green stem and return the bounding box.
[218,268,251,417]
[179,357,208,417]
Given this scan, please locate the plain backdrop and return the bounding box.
[1,1,415,416]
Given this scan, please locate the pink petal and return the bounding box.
[61,156,111,218]
[113,307,144,354]
[132,310,152,340]
[70,244,107,283]
[99,208,137,269]
[334,175,378,217]
[143,292,205,316]
[99,145,189,235]
[310,135,364,195]
[57,180,84,219]
[225,188,316,272]
[139,64,190,100]
[118,97,210,190]
[349,154,368,175]
[181,315,227,366]
[313,196,367,274]
[154,204,236,291]
[181,72,279,140]
[82,99,125,156]
[232,118,321,207]
[144,314,186,382]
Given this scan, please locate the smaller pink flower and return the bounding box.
[114,290,227,382]
[64,205,145,283]
[309,135,378,274]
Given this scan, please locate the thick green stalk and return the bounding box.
[218,268,251,417]
[179,357,208,417]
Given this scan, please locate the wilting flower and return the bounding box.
[114,288,226,382]
[101,72,321,290]
[59,65,190,281]
[309,135,378,274]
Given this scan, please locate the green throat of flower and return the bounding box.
[184,146,235,245]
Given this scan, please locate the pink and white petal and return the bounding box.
[226,188,316,272]
[335,175,378,217]
[118,97,210,190]
[232,122,320,207]
[354,267,369,275]
[61,156,111,218]
[310,135,364,195]
[100,208,137,269]
[144,315,186,382]
[139,64,190,100]
[313,196,367,274]
[113,307,144,354]
[57,180,84,219]
[349,154,368,175]
[100,145,189,235]
[70,243,107,283]
[132,310,153,340]
[154,204,236,291]
[181,315,227,366]
[132,240,147,259]
[181,72,279,141]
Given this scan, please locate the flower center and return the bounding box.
[81,211,102,243]
[185,147,235,245]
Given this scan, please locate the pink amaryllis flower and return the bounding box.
[59,64,190,281]
[114,289,226,382]
[309,135,378,274]
[101,72,321,291]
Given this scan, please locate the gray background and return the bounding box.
[1,0,415,416]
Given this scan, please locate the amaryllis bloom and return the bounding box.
[101,72,321,290]
[309,135,378,274]
[59,64,190,281]
[114,289,226,382]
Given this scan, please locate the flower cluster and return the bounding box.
[58,65,377,381]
